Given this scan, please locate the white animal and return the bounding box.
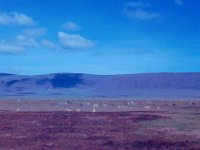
[144,106,151,109]
[93,104,99,108]
[16,108,20,112]
[103,104,107,107]
[66,108,71,112]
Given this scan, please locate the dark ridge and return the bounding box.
[6,80,19,86]
[51,74,84,88]
[0,73,14,77]
[6,78,30,87]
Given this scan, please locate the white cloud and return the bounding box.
[16,35,38,47]
[174,0,183,5]
[23,28,47,37]
[62,21,80,31]
[0,34,39,54]
[125,1,150,8]
[122,1,160,21]
[41,39,57,49]
[123,9,160,20]
[0,12,35,26]
[0,34,53,54]
[14,28,47,48]
[0,42,24,53]
[0,32,40,53]
[58,32,93,49]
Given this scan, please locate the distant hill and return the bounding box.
[0,73,200,100]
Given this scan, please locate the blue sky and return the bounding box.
[0,0,200,75]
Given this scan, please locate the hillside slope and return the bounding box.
[0,73,200,99]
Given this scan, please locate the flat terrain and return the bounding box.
[0,100,200,149]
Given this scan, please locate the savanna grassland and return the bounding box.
[0,100,200,150]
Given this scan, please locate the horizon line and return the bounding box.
[1,71,200,76]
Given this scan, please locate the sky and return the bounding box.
[0,0,200,75]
